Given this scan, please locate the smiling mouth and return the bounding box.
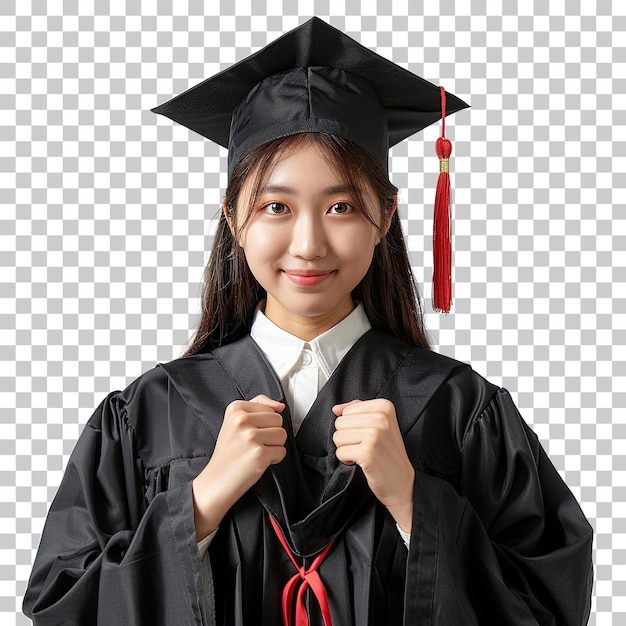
[283,270,334,286]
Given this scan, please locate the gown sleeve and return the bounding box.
[22,391,207,626]
[405,384,594,626]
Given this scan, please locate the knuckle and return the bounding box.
[233,412,249,429]
[242,426,257,443]
[365,427,379,442]
[373,412,391,431]
[371,411,384,423]
[249,444,265,461]
[226,403,249,423]
[228,399,245,412]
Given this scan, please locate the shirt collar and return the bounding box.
[250,303,372,380]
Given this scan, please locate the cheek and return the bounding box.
[240,224,284,270]
[336,225,379,262]
[241,223,270,251]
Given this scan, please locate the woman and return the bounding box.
[23,17,593,625]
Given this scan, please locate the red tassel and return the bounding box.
[433,86,452,313]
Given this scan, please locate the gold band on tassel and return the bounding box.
[439,158,449,173]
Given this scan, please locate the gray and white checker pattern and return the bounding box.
[1,1,623,623]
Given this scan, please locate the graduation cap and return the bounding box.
[152,16,469,312]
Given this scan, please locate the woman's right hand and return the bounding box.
[192,394,287,541]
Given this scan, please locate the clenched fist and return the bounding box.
[333,398,414,534]
[193,395,287,541]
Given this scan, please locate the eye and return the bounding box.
[328,202,355,215]
[263,202,289,215]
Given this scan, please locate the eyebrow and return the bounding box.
[259,184,356,196]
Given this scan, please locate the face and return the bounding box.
[231,141,390,337]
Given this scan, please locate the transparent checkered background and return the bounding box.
[1,1,624,623]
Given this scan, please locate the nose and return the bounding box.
[288,214,327,260]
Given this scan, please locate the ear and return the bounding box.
[222,201,237,238]
[379,196,398,240]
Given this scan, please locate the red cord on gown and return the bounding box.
[270,515,334,626]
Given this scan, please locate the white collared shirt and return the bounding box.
[250,303,371,434]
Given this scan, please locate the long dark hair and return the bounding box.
[183,133,430,356]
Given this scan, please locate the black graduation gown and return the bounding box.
[23,330,593,625]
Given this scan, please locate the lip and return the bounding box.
[283,270,334,287]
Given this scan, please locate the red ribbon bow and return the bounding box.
[270,515,334,626]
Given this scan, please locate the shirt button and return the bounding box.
[302,350,313,366]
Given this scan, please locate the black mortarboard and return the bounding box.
[152,16,468,177]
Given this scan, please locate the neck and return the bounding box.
[263,298,355,341]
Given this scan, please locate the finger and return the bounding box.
[333,428,364,447]
[256,426,288,446]
[339,398,393,416]
[227,398,283,414]
[334,413,380,430]
[268,445,288,465]
[225,402,284,428]
[335,444,360,466]
[250,412,284,429]
[331,399,362,416]
[250,394,286,412]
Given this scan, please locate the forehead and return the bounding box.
[239,138,348,200]
[262,142,344,187]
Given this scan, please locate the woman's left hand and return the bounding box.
[332,398,414,534]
